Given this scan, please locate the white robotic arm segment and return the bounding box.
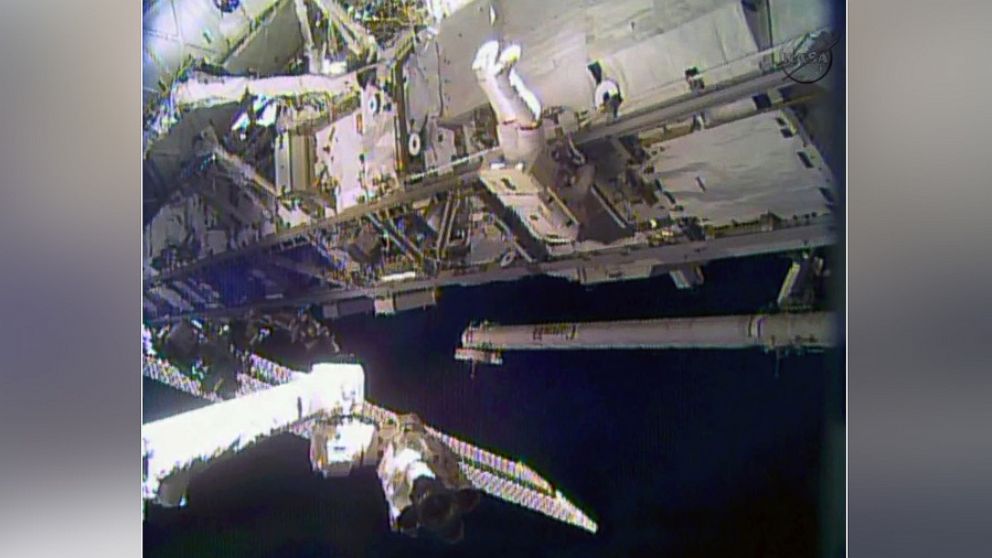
[173,73,359,109]
[142,362,365,505]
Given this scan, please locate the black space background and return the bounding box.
[144,253,843,558]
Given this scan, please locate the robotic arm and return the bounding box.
[142,360,505,543]
[142,344,598,540]
[142,362,365,506]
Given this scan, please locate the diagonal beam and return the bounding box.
[312,0,377,58]
[267,253,345,286]
[211,144,281,199]
[368,211,423,264]
[146,170,482,287]
[292,0,320,73]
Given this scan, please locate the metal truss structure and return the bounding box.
[143,0,839,327]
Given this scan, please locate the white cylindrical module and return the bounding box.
[435,1,761,121]
[142,362,366,505]
[461,313,835,352]
[596,2,760,112]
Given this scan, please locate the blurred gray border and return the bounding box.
[848,1,992,557]
[0,1,142,556]
[2,1,991,557]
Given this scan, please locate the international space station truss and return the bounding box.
[143,0,839,328]
[142,329,597,541]
[142,0,840,545]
